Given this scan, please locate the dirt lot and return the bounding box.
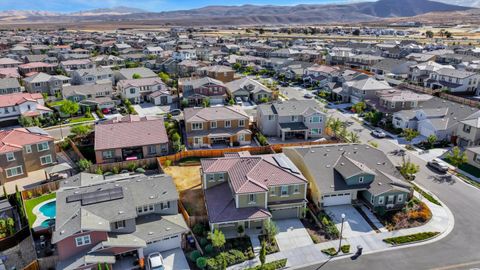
[163,165,207,216]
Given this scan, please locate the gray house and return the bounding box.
[0,78,21,95]
[225,77,274,103]
[257,100,327,141]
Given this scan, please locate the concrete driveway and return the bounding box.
[133,103,166,117]
[161,248,190,270]
[274,219,313,251]
[324,205,375,238]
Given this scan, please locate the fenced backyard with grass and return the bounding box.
[24,192,56,228]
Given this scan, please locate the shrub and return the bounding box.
[112,166,119,174]
[321,247,337,256]
[341,245,350,253]
[127,163,137,172]
[193,224,205,236]
[383,232,439,245]
[205,244,214,255]
[244,259,287,270]
[200,237,209,247]
[77,159,92,171]
[164,160,172,167]
[188,250,201,262]
[196,257,207,269]
[96,109,104,119]
[135,167,146,173]
[256,133,268,146]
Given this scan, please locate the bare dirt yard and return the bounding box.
[163,165,207,216]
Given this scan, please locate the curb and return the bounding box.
[384,232,441,247]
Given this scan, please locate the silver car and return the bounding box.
[371,128,386,138]
[147,252,165,270]
[427,159,449,173]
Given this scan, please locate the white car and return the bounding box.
[371,128,386,138]
[147,252,165,270]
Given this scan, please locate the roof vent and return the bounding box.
[118,210,124,214]
[378,182,382,185]
[326,165,331,168]
[340,162,345,166]
[136,179,141,182]
[148,232,154,235]
[166,227,171,231]
[149,195,155,199]
[330,185,334,188]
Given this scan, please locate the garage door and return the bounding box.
[419,126,434,137]
[271,207,299,220]
[322,193,351,206]
[144,235,181,254]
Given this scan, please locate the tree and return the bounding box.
[60,100,79,116]
[351,102,366,114]
[228,98,235,106]
[347,132,360,143]
[196,257,207,269]
[232,63,242,71]
[426,135,437,149]
[78,159,92,171]
[259,240,267,266]
[263,219,278,242]
[132,73,142,79]
[327,118,344,139]
[426,30,434,38]
[402,128,420,143]
[444,31,452,38]
[364,110,383,126]
[202,98,210,108]
[71,125,92,139]
[400,157,419,180]
[158,72,170,83]
[208,229,226,250]
[352,29,360,36]
[446,146,467,168]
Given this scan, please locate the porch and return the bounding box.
[278,122,308,141]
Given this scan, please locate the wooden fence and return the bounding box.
[38,255,58,270]
[158,140,338,165]
[21,181,60,200]
[89,157,160,174]
[0,225,30,252]
[178,200,208,228]
[439,92,480,108]
[68,138,85,161]
[398,83,437,95]
[23,260,40,270]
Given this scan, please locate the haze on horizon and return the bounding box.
[0,0,477,13]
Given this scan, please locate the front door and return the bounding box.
[160,96,168,105]
[194,137,202,147]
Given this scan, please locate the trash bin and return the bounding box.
[356,245,363,255]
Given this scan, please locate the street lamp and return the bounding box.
[58,118,64,140]
[338,213,346,254]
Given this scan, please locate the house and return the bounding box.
[0,127,56,184]
[225,77,274,103]
[52,173,188,270]
[197,65,235,83]
[117,77,169,104]
[392,97,478,141]
[456,111,480,147]
[93,55,125,68]
[172,50,197,61]
[370,59,417,79]
[409,61,454,85]
[62,83,115,111]
[114,67,157,83]
[0,58,21,68]
[425,68,480,93]
[283,144,412,212]
[94,115,169,164]
[144,46,164,55]
[465,146,480,170]
[184,106,251,148]
[179,77,227,106]
[342,77,393,104]
[0,68,21,79]
[60,59,95,72]
[303,65,340,87]
[71,67,114,85]
[0,78,21,95]
[368,89,432,113]
[257,100,327,141]
[201,151,308,233]
[18,62,57,76]
[0,93,52,125]
[23,72,71,95]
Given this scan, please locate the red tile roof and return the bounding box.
[0,92,44,107]
[0,128,53,154]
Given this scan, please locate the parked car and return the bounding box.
[147,252,165,270]
[427,159,449,173]
[371,128,386,138]
[304,93,314,99]
[169,109,181,116]
[235,97,243,106]
[102,108,110,115]
[281,82,289,87]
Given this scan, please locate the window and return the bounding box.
[207,174,215,182]
[148,145,156,155]
[475,154,480,164]
[192,122,203,130]
[310,128,320,135]
[225,120,231,128]
[40,155,53,165]
[114,220,126,229]
[269,187,276,196]
[137,204,155,214]
[310,116,321,123]
[6,166,23,178]
[463,124,471,133]
[291,116,298,122]
[130,88,136,94]
[217,173,225,181]
[75,235,91,247]
[281,185,289,196]
[194,137,202,145]
[160,201,171,210]
[6,152,15,161]
[293,185,300,194]
[238,119,245,127]
[378,196,384,205]
[37,142,49,152]
[238,134,245,142]
[397,194,404,203]
[210,121,217,129]
[268,115,274,121]
[359,176,364,183]
[25,145,32,153]
[102,150,114,159]
[248,194,256,204]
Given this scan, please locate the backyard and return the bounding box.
[24,192,56,228]
[163,165,207,216]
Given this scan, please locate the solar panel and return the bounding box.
[80,187,124,206]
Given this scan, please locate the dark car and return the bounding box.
[169,109,181,116]
[427,159,449,173]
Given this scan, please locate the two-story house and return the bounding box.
[197,65,235,83]
[284,144,412,212]
[117,77,169,104]
[201,151,308,233]
[456,111,480,147]
[225,77,274,103]
[114,67,158,83]
[62,83,116,112]
[60,59,95,72]
[0,78,21,95]
[179,77,228,106]
[184,106,251,149]
[367,89,432,113]
[0,127,56,184]
[425,68,480,93]
[23,72,71,95]
[0,92,52,125]
[408,61,454,85]
[257,100,327,141]
[94,115,169,164]
[18,62,57,76]
[70,67,114,85]
[343,77,393,104]
[53,173,188,270]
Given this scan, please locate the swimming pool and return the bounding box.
[41,219,55,228]
[39,201,56,219]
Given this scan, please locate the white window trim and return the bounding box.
[248,194,257,204]
[238,119,245,127]
[269,187,276,197]
[37,142,49,152]
[103,150,114,159]
[40,155,53,165]
[6,166,23,178]
[280,185,289,197]
[75,235,91,247]
[114,220,126,229]
[25,145,32,153]
[192,122,203,130]
[378,196,384,205]
[6,152,15,161]
[225,120,231,128]
[210,121,217,129]
[293,184,300,194]
[397,194,404,203]
[359,177,364,183]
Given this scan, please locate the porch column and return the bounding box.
[137,248,144,259]
[304,130,308,140]
[281,130,285,141]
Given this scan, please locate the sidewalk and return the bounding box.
[227,190,454,270]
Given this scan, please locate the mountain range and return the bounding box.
[0,0,474,26]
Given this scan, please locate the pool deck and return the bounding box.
[32,198,56,229]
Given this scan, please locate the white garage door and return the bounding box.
[144,235,181,255]
[271,207,299,220]
[323,193,351,206]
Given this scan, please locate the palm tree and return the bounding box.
[347,132,360,143]
[327,118,343,139]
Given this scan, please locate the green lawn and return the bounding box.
[48,100,66,107]
[24,192,56,228]
[70,115,95,123]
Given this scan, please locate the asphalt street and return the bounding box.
[294,108,480,270]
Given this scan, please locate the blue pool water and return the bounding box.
[39,201,56,218]
[41,219,55,228]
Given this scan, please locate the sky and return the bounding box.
[0,0,357,12]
